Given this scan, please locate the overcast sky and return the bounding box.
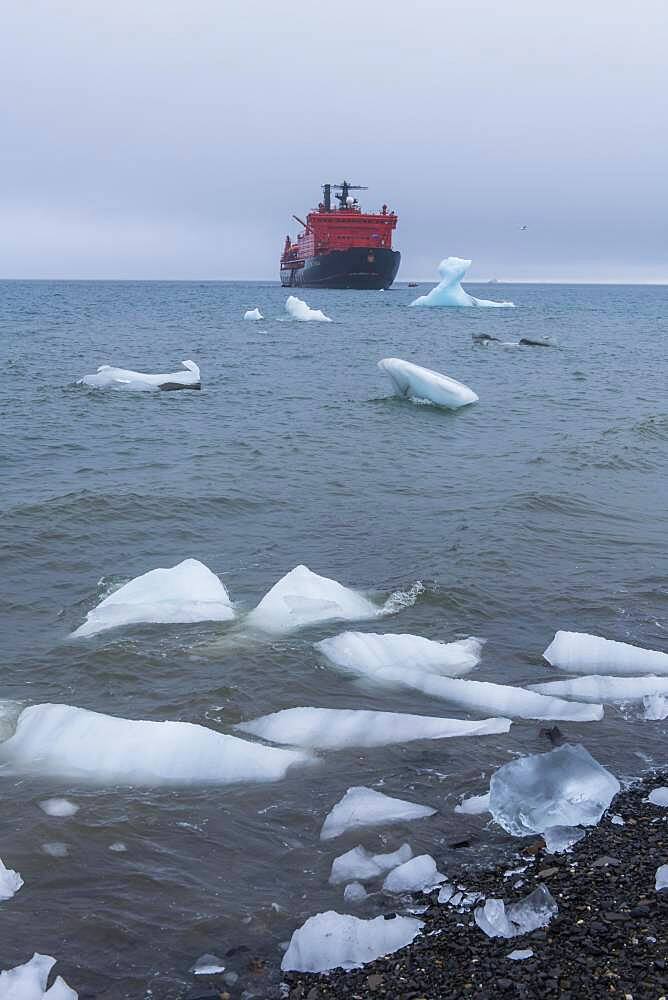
[2,0,666,281]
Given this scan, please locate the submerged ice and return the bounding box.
[78,359,200,391]
[543,631,668,676]
[320,786,436,841]
[409,257,515,308]
[0,953,77,999]
[246,565,379,634]
[285,295,332,322]
[316,632,483,677]
[378,358,478,410]
[281,911,423,973]
[475,884,558,938]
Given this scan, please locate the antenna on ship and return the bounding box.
[322,181,368,211]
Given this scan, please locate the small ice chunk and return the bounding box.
[329,844,413,885]
[378,358,478,410]
[280,911,423,972]
[315,632,484,677]
[42,842,69,858]
[0,953,77,999]
[475,884,557,938]
[78,359,200,391]
[409,257,515,308]
[457,891,484,909]
[243,308,263,321]
[72,558,235,637]
[190,953,226,975]
[237,707,510,750]
[455,792,490,815]
[656,864,668,891]
[542,825,586,854]
[0,856,23,900]
[247,565,378,635]
[343,882,368,904]
[321,787,435,841]
[437,884,454,904]
[38,799,79,818]
[285,295,332,322]
[543,631,668,676]
[489,744,620,837]
[382,855,445,894]
[508,948,534,960]
[530,675,668,704]
[643,694,668,720]
[648,787,668,807]
[108,842,127,852]
[610,814,624,826]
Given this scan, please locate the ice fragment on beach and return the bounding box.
[237,706,510,750]
[78,359,200,391]
[38,799,79,818]
[329,844,413,885]
[382,855,445,894]
[72,558,235,637]
[543,631,668,676]
[321,787,435,841]
[437,884,454,904]
[0,703,311,787]
[656,864,668,891]
[280,911,423,972]
[409,257,515,308]
[0,953,77,999]
[542,825,586,854]
[343,882,368,904]
[474,884,558,938]
[243,308,263,320]
[378,358,478,410]
[489,744,620,837]
[285,295,331,322]
[0,856,23,900]
[610,814,624,826]
[530,674,668,704]
[316,632,483,677]
[190,954,226,975]
[643,693,668,720]
[455,792,490,815]
[507,948,534,960]
[647,787,668,807]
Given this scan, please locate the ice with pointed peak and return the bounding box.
[543,631,668,676]
[78,359,200,391]
[243,308,263,321]
[190,954,226,975]
[542,825,586,854]
[475,884,557,938]
[530,674,668,704]
[643,694,668,720]
[316,632,483,677]
[508,949,534,960]
[237,706,510,750]
[329,844,413,885]
[0,703,311,787]
[343,882,368,904]
[489,744,620,837]
[247,565,378,635]
[0,856,23,900]
[0,953,77,999]
[38,798,79,818]
[382,855,445,894]
[409,258,515,308]
[455,792,490,815]
[320,786,436,841]
[656,865,668,891]
[285,295,332,322]
[281,911,423,972]
[378,358,478,410]
[72,558,234,637]
[647,787,668,807]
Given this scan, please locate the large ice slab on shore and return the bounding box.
[329,844,413,885]
[530,674,668,704]
[316,632,483,677]
[78,359,200,391]
[285,295,332,322]
[544,631,668,676]
[247,565,378,635]
[0,704,311,787]
[474,884,557,938]
[72,558,234,637]
[236,706,510,750]
[656,864,668,891]
[382,854,445,893]
[647,787,668,807]
[321,786,436,841]
[281,911,423,972]
[0,953,77,999]
[378,358,478,410]
[409,257,515,308]
[489,744,620,837]
[0,856,23,901]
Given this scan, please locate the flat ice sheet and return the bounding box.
[281,910,423,972]
[543,631,668,676]
[78,359,200,391]
[316,632,483,677]
[530,674,668,703]
[320,786,436,841]
[378,358,478,409]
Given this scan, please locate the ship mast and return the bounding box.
[322,181,368,211]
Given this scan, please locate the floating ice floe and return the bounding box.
[382,854,445,894]
[72,558,235,637]
[285,295,332,322]
[507,948,534,961]
[543,631,668,677]
[236,706,510,750]
[409,257,515,308]
[316,632,483,677]
[190,953,226,975]
[78,360,200,391]
[455,792,490,815]
[378,358,478,410]
[38,798,79,818]
[656,865,668,891]
[320,786,435,841]
[0,856,23,901]
[489,744,620,837]
[530,674,668,704]
[329,844,413,885]
[243,308,263,321]
[280,911,423,972]
[542,825,586,853]
[343,882,368,904]
[474,884,557,938]
[0,953,77,998]
[647,787,668,807]
[246,565,378,635]
[643,693,668,720]
[0,703,311,787]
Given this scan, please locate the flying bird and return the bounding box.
[519,225,528,231]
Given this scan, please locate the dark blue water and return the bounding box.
[0,280,666,997]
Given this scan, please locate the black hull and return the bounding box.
[281,248,400,290]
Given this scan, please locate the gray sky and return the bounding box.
[2,0,666,281]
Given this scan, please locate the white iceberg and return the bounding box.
[285,295,332,322]
[530,674,668,704]
[38,799,79,818]
[474,884,557,938]
[243,308,263,321]
[0,953,77,999]
[0,703,311,787]
[542,825,586,853]
[320,786,436,841]
[72,558,235,637]
[329,844,413,886]
[378,358,478,410]
[78,359,200,391]
[316,632,483,677]
[246,565,378,635]
[281,911,423,972]
[343,882,368,904]
[236,707,510,750]
[0,856,23,900]
[647,787,668,807]
[543,631,668,676]
[455,792,490,815]
[656,864,668,891]
[643,693,668,720]
[409,258,515,308]
[489,744,620,837]
[382,854,445,894]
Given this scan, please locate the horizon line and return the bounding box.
[0,277,667,286]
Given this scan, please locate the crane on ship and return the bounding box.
[321,181,368,211]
